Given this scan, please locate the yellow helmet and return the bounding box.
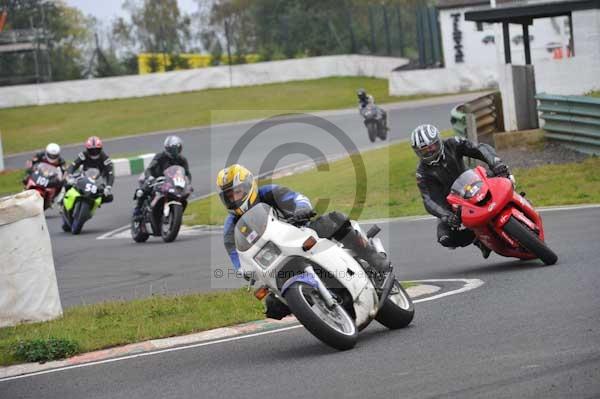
[216,164,258,216]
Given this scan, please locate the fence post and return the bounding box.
[466,113,478,167]
[0,130,4,172]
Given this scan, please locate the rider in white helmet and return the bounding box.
[26,143,65,170]
[24,143,66,178]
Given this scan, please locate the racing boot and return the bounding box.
[474,239,491,259]
[338,228,391,275]
[264,293,291,320]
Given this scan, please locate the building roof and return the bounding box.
[465,0,600,23]
[436,0,518,10]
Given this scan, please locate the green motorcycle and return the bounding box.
[61,168,106,235]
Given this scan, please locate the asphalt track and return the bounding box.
[2,207,599,398]
[4,93,484,307]
[3,93,599,397]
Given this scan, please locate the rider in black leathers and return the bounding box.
[411,124,510,258]
[66,136,115,202]
[133,135,192,218]
[357,88,389,131]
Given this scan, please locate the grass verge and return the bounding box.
[1,282,416,366]
[0,77,451,155]
[184,140,600,226]
[0,289,264,366]
[0,169,24,197]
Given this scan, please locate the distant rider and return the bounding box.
[133,135,191,219]
[24,143,66,181]
[66,136,115,203]
[357,88,389,131]
[217,164,391,320]
[411,124,511,258]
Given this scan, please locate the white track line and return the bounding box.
[0,278,483,383]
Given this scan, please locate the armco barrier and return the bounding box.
[450,92,504,144]
[536,93,600,155]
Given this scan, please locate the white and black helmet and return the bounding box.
[411,124,444,164]
[45,143,61,161]
[164,135,183,158]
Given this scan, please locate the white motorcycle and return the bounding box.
[235,203,414,350]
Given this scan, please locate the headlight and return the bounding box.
[463,181,483,199]
[253,241,281,269]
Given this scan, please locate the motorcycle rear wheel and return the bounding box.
[284,282,357,350]
[377,122,387,140]
[503,216,558,265]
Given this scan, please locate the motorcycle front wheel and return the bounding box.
[284,282,357,350]
[161,203,183,243]
[131,217,150,243]
[367,123,377,143]
[503,216,558,265]
[71,200,91,235]
[375,280,415,329]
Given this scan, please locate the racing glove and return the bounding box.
[442,213,461,229]
[492,162,510,178]
[293,207,315,222]
[103,185,114,203]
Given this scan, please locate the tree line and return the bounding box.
[0,0,430,85]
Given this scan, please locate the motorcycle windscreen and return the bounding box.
[451,169,484,199]
[84,168,101,180]
[234,203,272,252]
[32,163,60,186]
[162,165,189,194]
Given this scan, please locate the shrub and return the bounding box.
[13,338,80,363]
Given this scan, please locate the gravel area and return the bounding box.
[496,141,591,169]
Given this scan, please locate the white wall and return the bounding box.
[0,55,408,109]
[532,10,600,96]
[439,6,571,68]
[536,55,600,95]
[389,64,497,96]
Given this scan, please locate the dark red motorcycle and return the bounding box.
[446,166,557,265]
[24,163,63,210]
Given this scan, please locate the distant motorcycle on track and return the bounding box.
[24,163,63,210]
[61,168,107,234]
[360,103,388,143]
[446,166,558,265]
[131,165,192,243]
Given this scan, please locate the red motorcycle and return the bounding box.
[24,163,63,210]
[446,166,557,265]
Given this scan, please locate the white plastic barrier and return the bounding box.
[0,190,63,327]
[389,65,498,96]
[0,55,408,109]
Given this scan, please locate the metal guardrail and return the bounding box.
[450,92,504,145]
[536,93,600,155]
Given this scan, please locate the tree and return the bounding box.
[0,0,93,84]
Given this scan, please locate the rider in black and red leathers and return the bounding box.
[66,136,115,202]
[411,124,510,257]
